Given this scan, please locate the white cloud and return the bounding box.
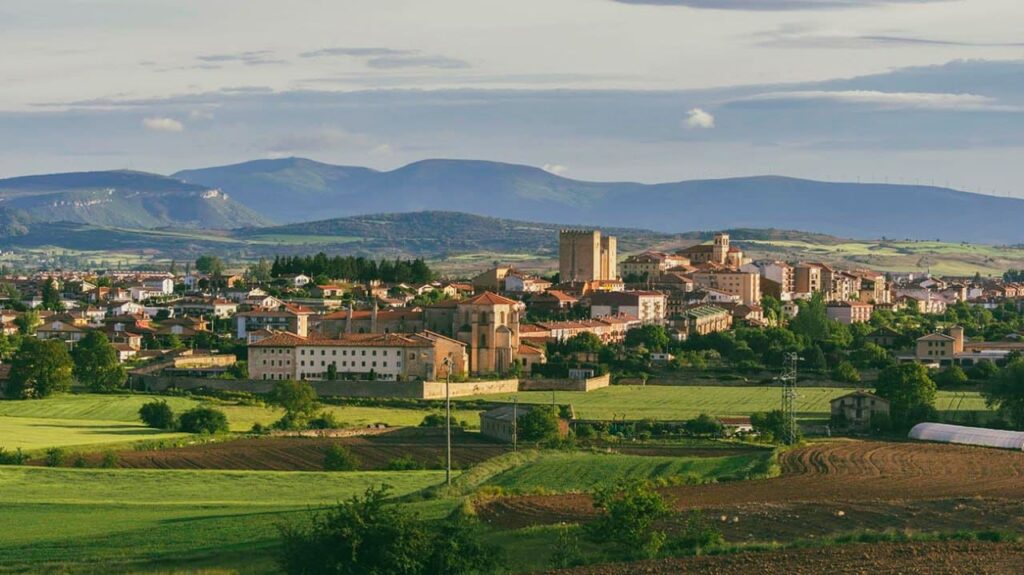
[543,163,568,175]
[685,108,715,129]
[188,109,215,121]
[370,143,394,156]
[141,117,184,132]
[733,90,1015,111]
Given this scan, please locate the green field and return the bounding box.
[0,466,448,571]
[457,385,991,421]
[0,416,187,452]
[484,450,774,493]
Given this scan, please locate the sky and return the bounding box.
[3,0,1024,196]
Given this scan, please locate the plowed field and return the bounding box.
[547,541,1024,575]
[479,440,1024,528]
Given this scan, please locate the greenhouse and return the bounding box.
[908,423,1024,451]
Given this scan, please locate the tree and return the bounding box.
[934,365,969,389]
[517,406,560,443]
[683,413,723,436]
[247,257,273,284]
[874,363,937,429]
[323,444,359,471]
[278,485,433,575]
[586,482,670,560]
[139,400,176,430]
[41,278,64,312]
[832,361,861,384]
[983,359,1024,429]
[5,338,73,398]
[195,255,225,276]
[271,380,319,420]
[72,331,127,392]
[750,409,800,444]
[624,325,670,352]
[789,293,830,342]
[15,310,39,335]
[178,407,229,434]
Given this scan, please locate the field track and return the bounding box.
[479,440,1024,528]
[546,541,1024,575]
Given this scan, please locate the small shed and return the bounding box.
[830,390,890,430]
[909,423,1024,451]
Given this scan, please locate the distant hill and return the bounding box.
[0,170,269,229]
[174,158,1024,244]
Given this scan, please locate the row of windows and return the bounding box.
[298,360,399,368]
[300,348,389,357]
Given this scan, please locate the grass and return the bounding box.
[0,394,199,422]
[0,416,187,452]
[219,403,483,432]
[0,465,448,570]
[483,450,775,493]
[455,385,991,421]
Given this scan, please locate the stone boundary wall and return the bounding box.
[519,373,611,392]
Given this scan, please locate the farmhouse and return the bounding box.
[479,404,569,443]
[830,390,890,430]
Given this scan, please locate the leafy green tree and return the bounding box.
[982,359,1024,429]
[751,409,800,444]
[425,512,504,575]
[247,257,273,284]
[195,255,225,276]
[934,365,969,388]
[586,482,670,560]
[139,400,177,429]
[278,485,433,575]
[832,360,861,384]
[518,406,560,443]
[41,278,64,312]
[683,413,723,436]
[624,325,670,352]
[15,310,39,335]
[178,407,229,434]
[72,331,127,392]
[874,363,937,429]
[5,338,73,398]
[323,444,359,471]
[968,360,1000,381]
[851,342,891,369]
[271,379,320,420]
[564,332,604,354]
[789,293,830,342]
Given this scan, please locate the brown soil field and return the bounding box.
[479,440,1024,530]
[546,541,1024,575]
[77,428,510,471]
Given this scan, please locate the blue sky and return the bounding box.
[2,0,1024,196]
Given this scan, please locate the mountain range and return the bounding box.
[0,170,268,229]
[176,158,1024,244]
[0,158,1022,244]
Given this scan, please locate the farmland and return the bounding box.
[458,385,991,422]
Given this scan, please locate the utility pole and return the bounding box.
[444,357,452,487]
[512,396,518,452]
[779,352,801,445]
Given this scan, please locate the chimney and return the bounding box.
[371,299,379,333]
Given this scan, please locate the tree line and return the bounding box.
[270,253,433,284]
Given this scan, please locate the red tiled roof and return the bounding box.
[462,291,520,306]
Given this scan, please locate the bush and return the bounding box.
[0,447,28,465]
[386,455,424,471]
[664,512,725,555]
[586,481,670,560]
[323,444,359,471]
[307,411,341,430]
[420,412,460,428]
[683,413,723,436]
[71,454,88,468]
[44,448,66,467]
[178,407,229,434]
[832,361,861,384]
[518,407,560,443]
[100,452,118,469]
[138,400,176,430]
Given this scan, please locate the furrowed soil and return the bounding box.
[72,428,509,471]
[478,440,1024,533]
[546,541,1024,575]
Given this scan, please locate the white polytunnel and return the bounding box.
[908,422,1024,451]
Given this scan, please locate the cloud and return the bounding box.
[263,128,370,154]
[299,47,413,58]
[730,90,1017,111]
[366,55,470,70]
[612,0,947,10]
[142,117,184,132]
[685,108,715,129]
[756,24,1024,48]
[188,109,215,121]
[543,163,569,175]
[196,50,284,66]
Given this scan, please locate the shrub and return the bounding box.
[44,448,66,467]
[420,412,458,428]
[71,454,88,468]
[0,447,28,465]
[683,413,723,436]
[323,444,359,471]
[100,452,118,469]
[178,407,229,434]
[832,361,861,384]
[549,524,586,569]
[307,411,341,430]
[664,512,725,555]
[518,407,560,443]
[138,400,176,430]
[386,455,424,471]
[586,481,670,560]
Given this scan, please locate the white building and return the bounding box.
[143,277,175,295]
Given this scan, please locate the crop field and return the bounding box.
[483,450,774,493]
[0,465,448,570]
[0,415,187,451]
[457,385,991,422]
[91,428,508,471]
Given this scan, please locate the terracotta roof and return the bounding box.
[461,291,520,306]
[250,331,443,348]
[322,309,423,321]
